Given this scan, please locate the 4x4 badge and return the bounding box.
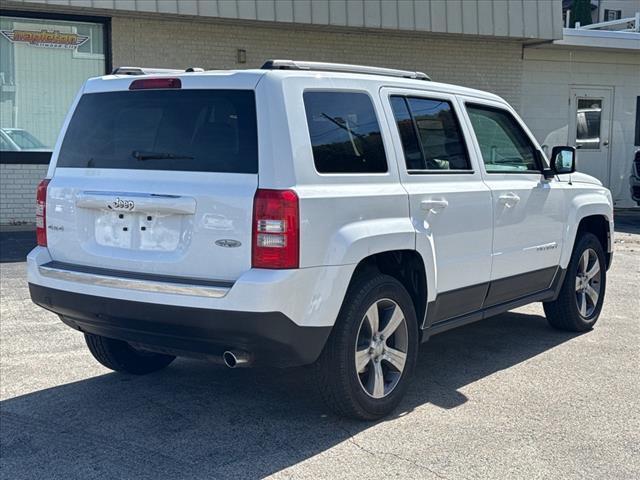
[215,239,241,248]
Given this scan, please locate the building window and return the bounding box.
[74,23,104,59]
[0,12,109,163]
[604,9,622,21]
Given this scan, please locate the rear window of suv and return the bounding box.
[303,91,388,174]
[57,89,258,173]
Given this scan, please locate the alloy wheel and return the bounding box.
[575,248,601,318]
[354,299,409,399]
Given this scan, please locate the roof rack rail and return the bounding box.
[261,59,431,81]
[111,66,204,75]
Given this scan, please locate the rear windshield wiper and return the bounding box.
[132,150,194,161]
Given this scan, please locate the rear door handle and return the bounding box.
[421,199,449,213]
[498,192,520,208]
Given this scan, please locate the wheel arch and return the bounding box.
[346,250,429,336]
[563,208,613,270]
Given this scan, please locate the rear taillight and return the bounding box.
[129,78,181,90]
[252,189,299,269]
[36,179,50,247]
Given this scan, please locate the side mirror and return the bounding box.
[550,146,576,174]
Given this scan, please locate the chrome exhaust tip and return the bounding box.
[223,350,251,368]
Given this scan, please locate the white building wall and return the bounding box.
[522,46,640,207]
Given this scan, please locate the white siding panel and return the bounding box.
[430,0,447,33]
[311,0,330,24]
[414,0,431,31]
[381,0,398,29]
[329,0,347,26]
[523,0,539,38]
[16,0,564,39]
[446,0,463,34]
[293,0,312,24]
[478,0,494,36]
[157,0,178,14]
[256,0,276,21]
[346,0,365,27]
[508,0,525,37]
[135,0,157,13]
[218,0,239,18]
[397,0,414,30]
[237,0,256,20]
[113,0,136,10]
[493,0,509,36]
[462,0,478,34]
[177,0,198,15]
[551,0,562,37]
[364,0,382,28]
[199,0,219,16]
[274,0,294,23]
[537,0,554,40]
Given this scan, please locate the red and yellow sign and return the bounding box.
[0,29,89,49]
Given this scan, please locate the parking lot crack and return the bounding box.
[336,423,455,479]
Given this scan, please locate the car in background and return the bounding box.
[0,128,48,151]
[631,149,640,206]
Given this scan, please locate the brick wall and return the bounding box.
[0,164,47,226]
[111,15,524,109]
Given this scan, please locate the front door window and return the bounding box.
[576,99,602,150]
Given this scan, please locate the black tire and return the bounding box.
[544,232,606,332]
[314,272,419,420]
[84,333,175,374]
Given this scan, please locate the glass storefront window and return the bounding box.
[0,15,107,155]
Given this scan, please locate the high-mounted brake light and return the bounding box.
[129,78,181,90]
[36,179,50,247]
[252,189,299,269]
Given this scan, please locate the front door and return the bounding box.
[462,99,566,307]
[569,87,613,187]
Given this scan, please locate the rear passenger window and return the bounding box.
[390,96,471,172]
[303,91,387,173]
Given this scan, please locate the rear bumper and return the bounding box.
[27,246,355,329]
[29,283,331,367]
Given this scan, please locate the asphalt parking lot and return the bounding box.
[1,216,638,479]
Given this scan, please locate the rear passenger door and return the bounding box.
[381,88,493,326]
[462,99,566,306]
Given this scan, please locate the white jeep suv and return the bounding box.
[28,60,614,420]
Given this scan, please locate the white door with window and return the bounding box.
[462,99,566,304]
[381,89,493,322]
[569,87,613,187]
